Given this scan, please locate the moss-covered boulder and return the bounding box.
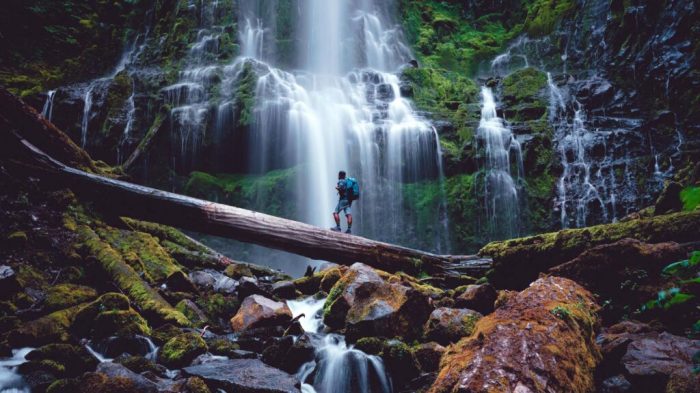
[424,307,482,345]
[25,344,97,377]
[323,263,433,341]
[229,294,292,333]
[454,283,497,314]
[44,284,97,311]
[7,304,82,346]
[429,276,600,393]
[72,292,151,338]
[159,332,208,369]
[176,299,208,327]
[481,210,700,288]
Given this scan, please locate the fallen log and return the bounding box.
[1,121,488,277]
[0,86,98,172]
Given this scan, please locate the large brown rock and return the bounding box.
[597,321,700,392]
[322,263,434,340]
[454,283,497,314]
[424,307,482,345]
[429,276,600,393]
[548,239,685,321]
[230,295,292,333]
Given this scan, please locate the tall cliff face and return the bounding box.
[1,0,698,253]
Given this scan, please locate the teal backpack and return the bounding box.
[345,177,360,201]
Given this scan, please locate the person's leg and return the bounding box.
[344,203,352,234]
[331,203,341,231]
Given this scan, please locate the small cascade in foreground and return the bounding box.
[0,348,33,393]
[287,297,393,393]
[477,86,523,239]
[84,335,159,363]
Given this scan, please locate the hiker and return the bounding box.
[331,170,359,234]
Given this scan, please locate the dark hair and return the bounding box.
[338,170,346,179]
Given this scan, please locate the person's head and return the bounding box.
[338,170,346,179]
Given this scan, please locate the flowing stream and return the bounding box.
[287,297,392,393]
[0,348,32,393]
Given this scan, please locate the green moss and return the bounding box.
[681,186,700,211]
[93,309,151,337]
[354,337,386,356]
[44,284,98,311]
[524,0,578,37]
[184,167,299,217]
[120,217,209,253]
[15,265,47,289]
[502,67,547,104]
[233,60,258,127]
[77,225,190,327]
[6,231,28,247]
[196,293,239,324]
[159,332,207,368]
[207,338,240,357]
[7,304,82,346]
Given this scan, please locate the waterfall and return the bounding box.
[477,87,522,239]
[288,297,393,393]
[41,90,56,121]
[235,0,448,251]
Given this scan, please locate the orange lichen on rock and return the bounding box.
[429,276,601,393]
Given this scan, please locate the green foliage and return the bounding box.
[184,167,299,217]
[662,251,700,279]
[523,0,577,37]
[681,186,700,211]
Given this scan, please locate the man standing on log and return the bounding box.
[331,170,359,234]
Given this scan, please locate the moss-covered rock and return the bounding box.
[424,307,482,345]
[7,304,82,346]
[206,338,240,357]
[481,210,700,288]
[176,299,208,327]
[44,284,97,311]
[26,344,97,378]
[93,310,151,338]
[159,332,207,368]
[323,263,433,341]
[6,230,28,248]
[429,276,600,393]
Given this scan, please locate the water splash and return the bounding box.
[0,348,33,393]
[288,297,393,393]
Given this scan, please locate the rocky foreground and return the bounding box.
[0,162,699,393]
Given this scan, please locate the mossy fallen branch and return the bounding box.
[76,224,190,327]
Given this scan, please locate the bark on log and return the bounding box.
[0,93,490,276]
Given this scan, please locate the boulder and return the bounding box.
[96,362,158,393]
[429,276,600,393]
[230,294,292,332]
[159,332,208,368]
[548,239,685,321]
[598,322,700,392]
[237,276,271,299]
[0,265,20,298]
[271,281,296,299]
[654,181,684,215]
[176,299,208,327]
[454,283,497,314]
[183,359,301,392]
[413,342,446,373]
[26,344,97,378]
[424,307,482,345]
[322,263,433,340]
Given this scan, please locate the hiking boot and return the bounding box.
[330,226,341,232]
[345,228,352,234]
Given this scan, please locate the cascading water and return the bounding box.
[238,0,448,251]
[0,348,33,393]
[41,90,56,122]
[477,87,523,239]
[287,297,392,393]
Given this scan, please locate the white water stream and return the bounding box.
[0,348,32,393]
[287,297,392,393]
